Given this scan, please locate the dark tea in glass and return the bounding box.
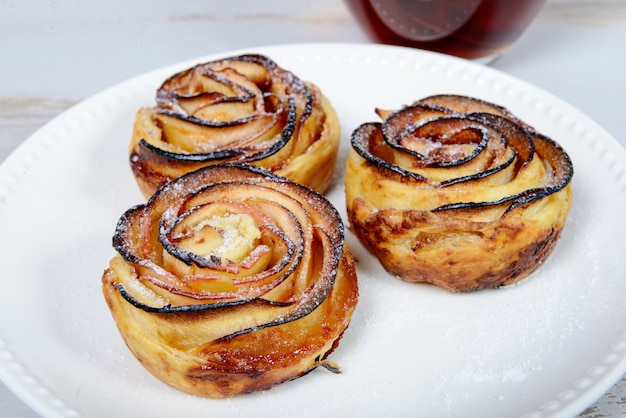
[344,0,547,59]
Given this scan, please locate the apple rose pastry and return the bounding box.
[130,54,340,198]
[102,163,358,397]
[345,94,573,292]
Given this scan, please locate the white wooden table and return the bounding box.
[1,0,625,416]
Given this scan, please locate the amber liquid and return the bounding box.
[344,0,547,59]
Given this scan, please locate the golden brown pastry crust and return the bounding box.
[130,54,340,198]
[345,94,573,292]
[102,164,358,397]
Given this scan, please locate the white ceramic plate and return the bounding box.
[1,43,625,418]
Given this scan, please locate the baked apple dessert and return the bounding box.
[102,163,358,397]
[345,94,573,292]
[130,54,340,198]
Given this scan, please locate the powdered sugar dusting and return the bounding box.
[454,357,544,384]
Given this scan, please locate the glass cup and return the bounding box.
[344,0,547,61]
